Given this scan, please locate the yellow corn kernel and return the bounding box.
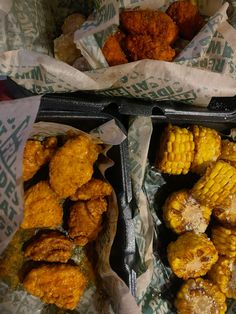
[213,194,236,227]
[155,124,195,175]
[191,160,236,208]
[167,232,218,280]
[208,256,236,299]
[175,278,227,314]
[212,225,236,257]
[220,140,236,168]
[163,189,212,234]
[191,125,221,175]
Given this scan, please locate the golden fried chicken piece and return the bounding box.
[24,231,74,263]
[54,34,82,65]
[22,181,63,229]
[62,13,85,35]
[23,137,57,182]
[102,32,128,66]
[49,135,101,198]
[166,1,204,40]
[23,264,87,310]
[125,35,176,61]
[68,198,108,246]
[120,10,179,44]
[70,178,112,201]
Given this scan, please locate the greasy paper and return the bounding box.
[0,0,236,106]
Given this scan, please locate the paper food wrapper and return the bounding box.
[128,116,236,313]
[0,96,139,314]
[0,0,236,106]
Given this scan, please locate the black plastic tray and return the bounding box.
[37,100,136,295]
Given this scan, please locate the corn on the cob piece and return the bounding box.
[175,278,227,314]
[208,256,236,299]
[167,232,218,280]
[211,225,236,257]
[155,124,195,175]
[190,125,221,175]
[163,189,212,234]
[220,140,236,168]
[191,160,236,208]
[213,194,236,227]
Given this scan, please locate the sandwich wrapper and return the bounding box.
[0,96,140,314]
[0,0,235,106]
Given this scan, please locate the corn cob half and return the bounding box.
[167,232,218,280]
[220,139,236,168]
[155,124,195,175]
[208,256,236,299]
[175,278,227,314]
[191,160,236,208]
[213,194,236,227]
[163,189,212,234]
[191,125,221,175]
[211,225,236,258]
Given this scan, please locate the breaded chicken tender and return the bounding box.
[22,181,63,229]
[54,34,82,65]
[49,135,101,198]
[125,35,176,61]
[120,10,179,44]
[24,231,74,263]
[68,198,108,246]
[62,13,85,35]
[23,137,57,182]
[102,32,128,66]
[70,178,112,201]
[166,1,204,40]
[23,264,87,309]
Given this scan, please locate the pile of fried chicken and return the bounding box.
[19,133,112,310]
[102,0,204,65]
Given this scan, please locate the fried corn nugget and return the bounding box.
[208,256,236,299]
[49,135,101,198]
[102,32,128,66]
[62,13,85,35]
[23,264,87,309]
[23,137,57,182]
[125,35,176,61]
[54,34,81,65]
[175,278,227,314]
[24,231,74,263]
[70,178,112,201]
[167,232,218,280]
[120,10,179,44]
[68,198,107,246]
[166,1,204,40]
[22,181,63,229]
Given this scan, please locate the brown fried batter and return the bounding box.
[49,134,101,198]
[120,10,179,44]
[102,32,128,66]
[166,1,204,40]
[70,178,112,201]
[68,198,108,246]
[62,13,85,35]
[22,181,63,229]
[23,264,87,309]
[23,137,57,182]
[24,231,74,263]
[125,35,176,61]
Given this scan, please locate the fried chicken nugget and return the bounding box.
[125,35,176,61]
[23,137,57,182]
[70,178,112,201]
[102,32,128,66]
[166,1,204,40]
[62,13,85,35]
[23,264,87,310]
[120,10,179,44]
[24,231,74,263]
[49,135,101,198]
[68,198,108,246]
[22,181,63,229]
